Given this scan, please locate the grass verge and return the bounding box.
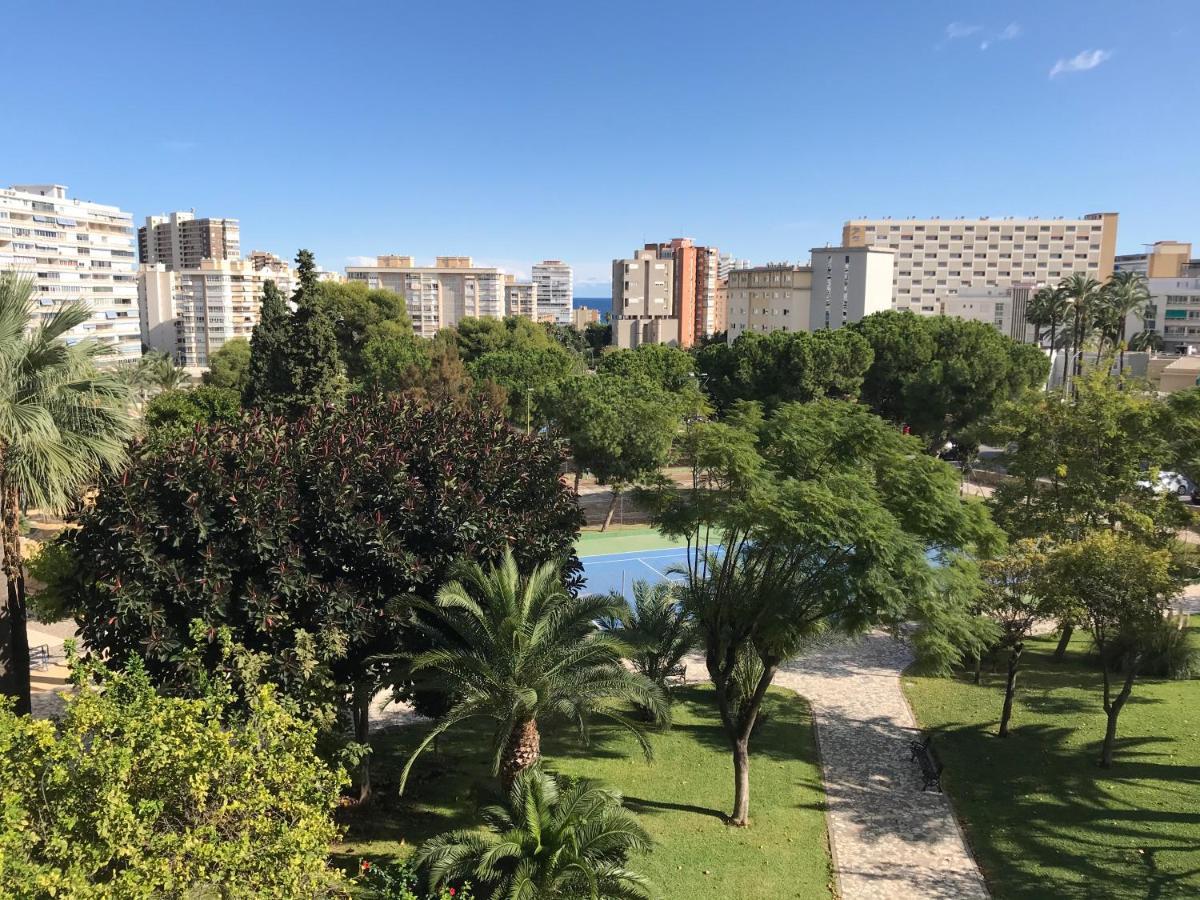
[333,685,834,899]
[903,625,1200,899]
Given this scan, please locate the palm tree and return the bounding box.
[399,550,668,790]
[1104,271,1152,374]
[1028,286,1068,385]
[121,351,188,407]
[1057,274,1104,391]
[417,766,652,900]
[1129,330,1164,353]
[0,272,133,713]
[599,579,697,706]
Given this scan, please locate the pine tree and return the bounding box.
[283,249,341,410]
[244,279,293,411]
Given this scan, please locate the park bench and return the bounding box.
[664,664,688,687]
[909,733,943,793]
[30,644,50,671]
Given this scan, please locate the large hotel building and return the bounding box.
[841,212,1119,315]
[0,184,141,363]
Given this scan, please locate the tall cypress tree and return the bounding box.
[284,249,342,411]
[244,279,292,411]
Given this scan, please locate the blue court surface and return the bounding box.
[579,546,693,598]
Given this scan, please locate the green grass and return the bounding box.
[903,625,1200,899]
[575,525,687,556]
[334,686,834,899]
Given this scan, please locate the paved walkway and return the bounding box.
[775,633,988,900]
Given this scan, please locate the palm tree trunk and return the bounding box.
[1049,321,1059,387]
[998,643,1023,738]
[0,477,32,716]
[501,717,541,784]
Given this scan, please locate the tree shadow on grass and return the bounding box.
[623,796,729,822]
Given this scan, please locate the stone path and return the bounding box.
[773,633,988,899]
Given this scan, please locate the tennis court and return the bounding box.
[578,546,693,598]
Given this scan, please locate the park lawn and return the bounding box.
[904,624,1200,900]
[333,685,834,900]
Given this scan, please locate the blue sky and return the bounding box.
[5,0,1197,292]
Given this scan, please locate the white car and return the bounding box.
[1136,470,1194,497]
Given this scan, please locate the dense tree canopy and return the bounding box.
[141,385,242,444]
[987,373,1187,543]
[201,337,252,393]
[320,280,411,381]
[57,394,581,797]
[642,399,998,823]
[695,329,872,414]
[470,345,584,428]
[852,311,1050,447]
[449,316,558,364]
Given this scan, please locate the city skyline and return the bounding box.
[3,0,1199,293]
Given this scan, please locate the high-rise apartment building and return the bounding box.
[1114,241,1194,278]
[725,246,894,340]
[139,258,268,369]
[842,212,1119,314]
[345,256,505,338]
[0,184,141,362]
[531,260,573,325]
[644,239,720,347]
[611,249,677,348]
[138,211,240,269]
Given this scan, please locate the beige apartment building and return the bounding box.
[726,246,894,340]
[572,306,600,330]
[138,211,240,269]
[346,256,505,337]
[611,249,678,348]
[842,212,1119,314]
[504,277,538,320]
[139,258,268,370]
[0,183,141,363]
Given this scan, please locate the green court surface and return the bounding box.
[575,526,686,556]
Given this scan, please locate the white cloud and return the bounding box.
[345,255,376,267]
[1000,23,1022,40]
[980,40,990,51]
[1049,49,1112,78]
[945,22,982,39]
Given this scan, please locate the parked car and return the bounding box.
[1136,470,1194,497]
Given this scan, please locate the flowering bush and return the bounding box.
[359,858,472,900]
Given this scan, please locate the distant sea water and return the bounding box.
[575,297,612,322]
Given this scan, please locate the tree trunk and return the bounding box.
[1052,624,1073,662]
[731,737,751,826]
[601,489,620,532]
[0,479,32,717]
[501,718,541,784]
[1100,666,1138,768]
[1049,322,1059,387]
[972,652,983,685]
[352,684,373,803]
[998,643,1023,738]
[573,467,582,494]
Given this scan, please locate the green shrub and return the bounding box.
[358,859,472,899]
[0,656,345,897]
[1096,612,1200,680]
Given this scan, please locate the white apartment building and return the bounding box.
[810,246,896,330]
[0,184,141,362]
[532,259,573,325]
[139,258,268,370]
[345,256,505,338]
[842,212,1119,315]
[940,283,1039,343]
[611,249,678,348]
